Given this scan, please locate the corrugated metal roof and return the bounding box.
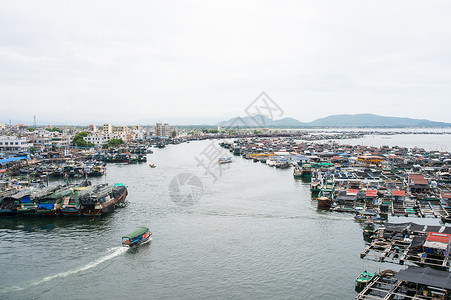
[409,174,428,185]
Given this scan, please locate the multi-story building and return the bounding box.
[0,136,33,153]
[88,124,97,132]
[112,126,131,142]
[156,123,171,137]
[103,124,112,134]
[83,135,105,146]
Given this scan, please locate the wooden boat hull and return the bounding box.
[317,197,332,208]
[17,209,37,215]
[37,210,60,216]
[61,208,82,216]
[81,188,127,216]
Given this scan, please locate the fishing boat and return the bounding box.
[355,270,376,290]
[128,155,138,164]
[122,227,152,247]
[293,166,302,178]
[17,190,37,215]
[300,164,313,177]
[149,164,156,168]
[316,191,332,208]
[137,155,147,163]
[80,183,128,216]
[89,165,104,177]
[37,186,74,216]
[218,157,232,164]
[310,178,321,193]
[61,186,95,216]
[362,221,376,239]
[0,190,25,215]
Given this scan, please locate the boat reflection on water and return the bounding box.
[0,213,114,233]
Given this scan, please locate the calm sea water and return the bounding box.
[0,139,446,299]
[310,128,451,151]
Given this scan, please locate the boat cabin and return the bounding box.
[122,227,151,247]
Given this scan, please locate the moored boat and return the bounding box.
[37,186,74,216]
[355,270,376,291]
[0,190,25,215]
[293,166,302,178]
[80,183,128,216]
[61,186,95,216]
[89,165,105,177]
[310,178,321,193]
[17,190,37,215]
[317,196,332,208]
[122,227,152,247]
[300,164,313,177]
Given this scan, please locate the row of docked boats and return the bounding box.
[0,182,128,216]
[18,162,105,178]
[101,153,147,164]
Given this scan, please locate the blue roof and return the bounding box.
[0,156,28,164]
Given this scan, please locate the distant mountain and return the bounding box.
[307,114,451,127]
[217,114,451,128]
[217,115,304,127]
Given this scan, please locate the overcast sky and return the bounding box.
[1,0,450,125]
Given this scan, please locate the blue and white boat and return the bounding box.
[218,157,232,164]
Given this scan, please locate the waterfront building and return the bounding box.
[0,136,33,153]
[156,122,170,137]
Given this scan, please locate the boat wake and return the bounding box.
[0,247,127,294]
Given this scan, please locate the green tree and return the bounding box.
[108,138,124,146]
[46,127,63,133]
[171,131,177,138]
[29,147,37,154]
[72,131,94,148]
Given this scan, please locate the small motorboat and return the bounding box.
[149,164,156,168]
[355,270,376,291]
[354,210,382,221]
[218,157,232,164]
[122,227,152,247]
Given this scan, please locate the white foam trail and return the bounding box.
[1,247,127,294]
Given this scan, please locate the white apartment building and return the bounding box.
[0,136,33,153]
[83,135,105,146]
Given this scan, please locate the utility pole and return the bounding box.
[34,115,36,129]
